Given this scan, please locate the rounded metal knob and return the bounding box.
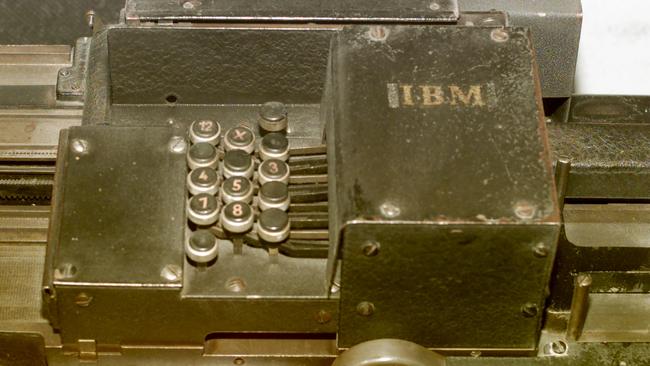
[187,167,220,196]
[259,182,290,211]
[187,193,219,225]
[256,208,290,243]
[258,101,288,133]
[259,132,289,161]
[189,119,221,145]
[258,159,290,185]
[185,229,219,264]
[221,176,253,204]
[223,150,254,179]
[187,142,219,170]
[224,126,255,154]
[220,201,254,233]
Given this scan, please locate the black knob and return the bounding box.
[224,126,255,154]
[189,120,221,145]
[187,142,218,170]
[259,133,289,161]
[187,167,220,195]
[256,208,290,243]
[187,193,219,225]
[259,182,290,211]
[221,176,253,204]
[221,202,254,233]
[223,150,254,179]
[258,159,289,184]
[185,230,219,264]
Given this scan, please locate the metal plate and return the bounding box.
[460,0,582,98]
[125,0,459,23]
[105,26,335,106]
[327,26,559,349]
[52,126,186,286]
[339,224,557,349]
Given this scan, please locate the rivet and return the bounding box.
[429,2,441,11]
[356,301,375,317]
[233,357,245,365]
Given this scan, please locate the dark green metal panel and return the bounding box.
[339,224,558,349]
[327,26,560,349]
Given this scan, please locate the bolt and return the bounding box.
[429,2,441,11]
[225,277,246,292]
[521,302,539,318]
[70,138,89,154]
[361,241,380,257]
[514,200,536,220]
[315,310,332,324]
[380,202,401,218]
[160,264,182,282]
[59,69,70,77]
[368,26,389,41]
[491,28,510,42]
[74,292,93,307]
[54,263,77,280]
[356,301,375,317]
[533,242,549,258]
[182,0,201,10]
[550,340,568,355]
[85,10,96,29]
[168,136,188,154]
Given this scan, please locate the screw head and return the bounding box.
[54,263,77,280]
[315,310,332,324]
[368,26,389,41]
[514,200,537,220]
[160,264,182,282]
[380,202,401,218]
[533,242,549,258]
[74,292,93,307]
[59,69,71,77]
[470,350,482,358]
[356,301,375,317]
[361,241,380,257]
[70,138,89,154]
[551,340,568,355]
[225,277,246,292]
[491,28,510,42]
[429,2,441,11]
[521,302,539,318]
[168,136,188,154]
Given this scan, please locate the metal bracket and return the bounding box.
[56,37,91,104]
[124,0,459,25]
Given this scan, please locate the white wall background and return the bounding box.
[575,0,650,95]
